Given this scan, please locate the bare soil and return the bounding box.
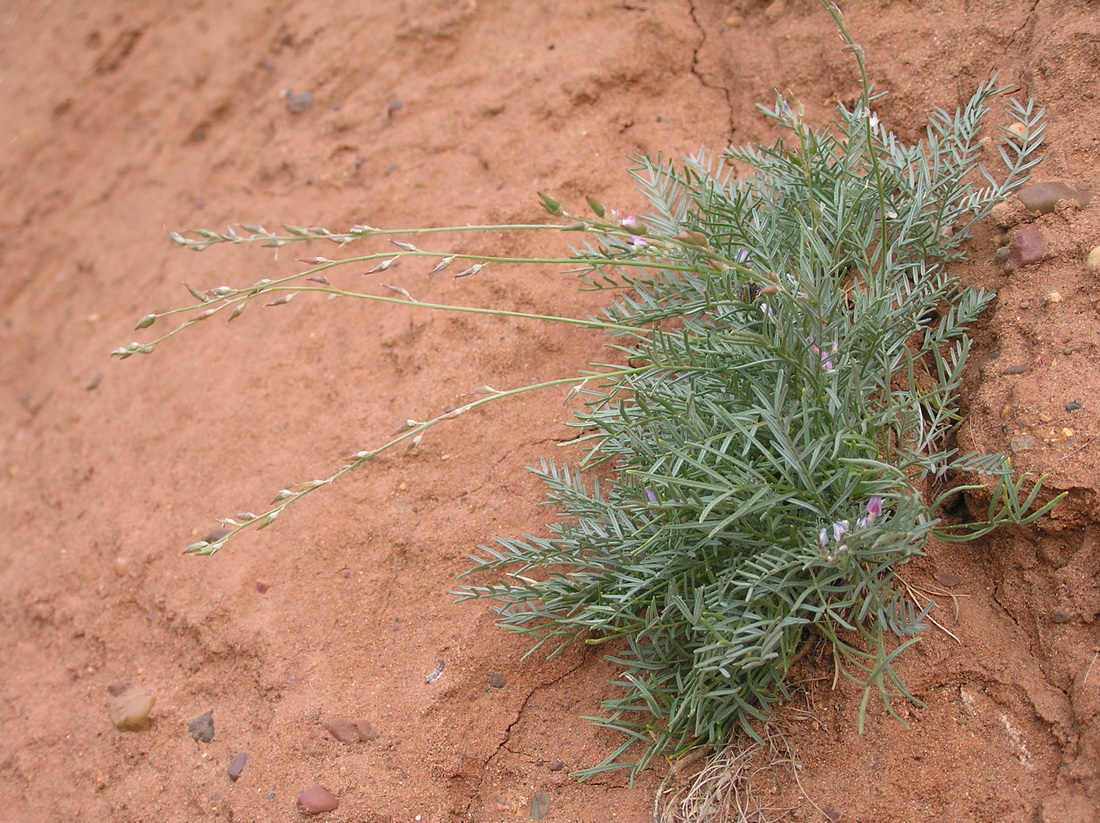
[1,1,1098,821]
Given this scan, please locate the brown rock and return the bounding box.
[297,785,339,814]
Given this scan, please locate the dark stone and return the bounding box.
[189,710,215,743]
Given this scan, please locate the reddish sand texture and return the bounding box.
[1,1,1098,821]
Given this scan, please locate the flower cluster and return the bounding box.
[819,496,883,562]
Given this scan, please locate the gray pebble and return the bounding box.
[284,90,313,113]
[189,710,215,743]
[228,752,249,781]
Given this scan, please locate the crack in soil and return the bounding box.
[687,0,735,144]
[463,653,588,816]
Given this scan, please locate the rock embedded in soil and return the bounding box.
[1017,181,1093,213]
[108,684,155,730]
[297,786,338,814]
[529,789,551,820]
[189,710,215,743]
[488,671,505,689]
[227,752,249,781]
[1087,246,1100,272]
[322,717,377,743]
[1004,227,1045,273]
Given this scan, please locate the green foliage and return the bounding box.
[117,5,1061,783]
[457,80,1054,776]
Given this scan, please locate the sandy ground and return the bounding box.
[1,0,1098,821]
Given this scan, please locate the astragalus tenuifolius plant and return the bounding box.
[114,4,1060,780]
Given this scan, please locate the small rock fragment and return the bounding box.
[425,660,445,683]
[1087,246,1100,272]
[1010,435,1036,453]
[189,710,215,743]
[1004,227,1045,273]
[1066,401,1082,412]
[255,579,270,593]
[354,719,380,741]
[1018,182,1093,214]
[936,573,962,588]
[228,752,249,781]
[109,684,155,730]
[529,789,551,820]
[488,671,505,689]
[1051,609,1073,624]
[284,89,313,113]
[322,718,360,744]
[548,760,564,772]
[1002,363,1030,375]
[297,786,339,814]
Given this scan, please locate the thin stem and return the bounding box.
[186,366,645,555]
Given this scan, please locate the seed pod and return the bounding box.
[134,314,157,330]
[183,282,209,302]
[585,196,606,218]
[428,256,454,276]
[538,192,564,216]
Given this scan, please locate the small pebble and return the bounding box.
[228,752,249,781]
[1066,402,1082,412]
[203,528,231,544]
[1010,435,1036,453]
[255,579,270,593]
[109,684,155,730]
[1004,227,1045,273]
[284,89,313,113]
[488,671,506,689]
[189,710,215,743]
[1051,609,1073,624]
[354,719,379,741]
[548,760,564,772]
[297,786,339,814]
[936,573,962,588]
[1087,246,1100,272]
[322,718,360,744]
[529,789,551,820]
[1002,363,1030,375]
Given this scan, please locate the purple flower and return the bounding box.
[866,496,883,521]
[631,235,649,248]
[645,488,659,504]
[857,496,884,529]
[619,215,639,228]
[809,341,836,372]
